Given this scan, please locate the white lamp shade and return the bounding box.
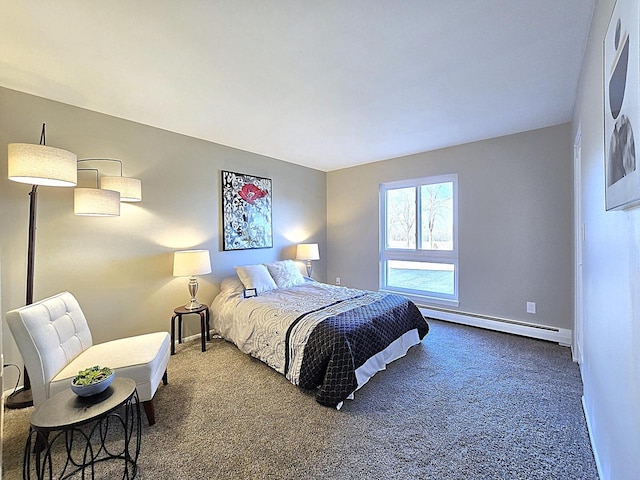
[74,188,121,216]
[296,243,320,261]
[8,143,77,187]
[173,250,212,277]
[100,176,142,202]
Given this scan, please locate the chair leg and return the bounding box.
[142,400,156,426]
[162,370,168,385]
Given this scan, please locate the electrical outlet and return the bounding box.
[527,302,536,314]
[335,277,341,285]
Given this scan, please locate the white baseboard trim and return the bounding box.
[582,395,604,480]
[419,306,572,346]
[176,332,221,346]
[181,332,202,344]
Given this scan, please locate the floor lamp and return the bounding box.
[5,124,77,409]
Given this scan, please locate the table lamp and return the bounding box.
[296,243,320,277]
[173,250,212,310]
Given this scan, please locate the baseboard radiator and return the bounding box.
[418,305,572,346]
[179,307,572,347]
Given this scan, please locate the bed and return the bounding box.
[210,260,429,408]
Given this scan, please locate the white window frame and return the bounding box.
[379,174,459,306]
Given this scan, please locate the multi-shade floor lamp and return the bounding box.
[6,126,77,408]
[5,124,141,408]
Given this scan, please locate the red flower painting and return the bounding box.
[238,183,267,205]
[222,170,272,251]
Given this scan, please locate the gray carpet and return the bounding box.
[2,319,597,479]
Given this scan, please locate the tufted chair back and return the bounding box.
[6,291,93,406]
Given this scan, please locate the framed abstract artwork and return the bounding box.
[221,170,273,250]
[604,0,640,210]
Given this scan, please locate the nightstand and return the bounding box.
[170,304,210,354]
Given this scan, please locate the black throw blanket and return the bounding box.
[292,293,429,407]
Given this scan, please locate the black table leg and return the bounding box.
[170,313,177,355]
[206,309,211,341]
[200,312,206,352]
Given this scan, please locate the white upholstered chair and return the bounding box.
[6,291,170,425]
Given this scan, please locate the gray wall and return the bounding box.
[0,87,327,389]
[327,124,574,329]
[573,0,640,477]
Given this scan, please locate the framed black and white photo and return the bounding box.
[604,0,640,210]
[222,170,273,250]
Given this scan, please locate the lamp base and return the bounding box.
[184,277,203,310]
[5,387,33,409]
[184,300,203,310]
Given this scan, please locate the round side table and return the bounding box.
[171,303,211,354]
[24,377,141,479]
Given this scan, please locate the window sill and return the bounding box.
[380,289,459,308]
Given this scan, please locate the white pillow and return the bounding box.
[234,264,278,294]
[266,260,305,289]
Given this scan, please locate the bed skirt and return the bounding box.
[337,328,422,409]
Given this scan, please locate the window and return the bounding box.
[380,174,458,304]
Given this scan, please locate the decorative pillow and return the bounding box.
[266,259,306,289]
[234,264,278,294]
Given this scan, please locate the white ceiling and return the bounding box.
[0,1,594,172]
